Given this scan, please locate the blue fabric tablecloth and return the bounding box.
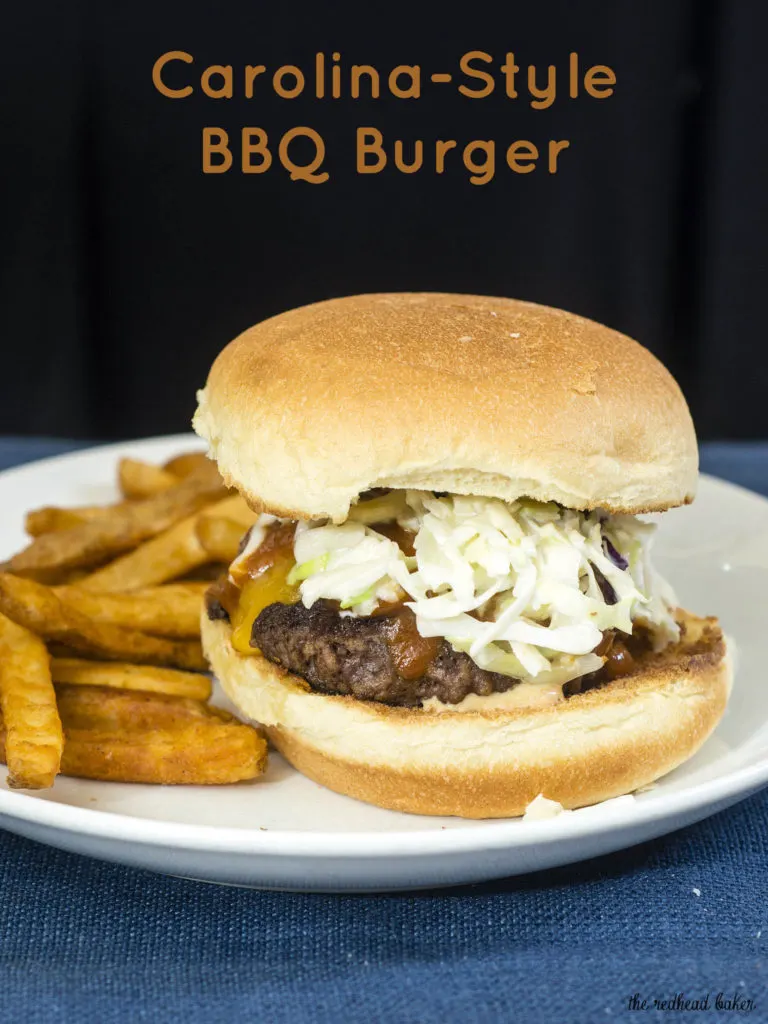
[0,438,766,1024]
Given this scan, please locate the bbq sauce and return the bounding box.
[204,576,240,621]
[207,521,299,635]
[371,522,416,556]
[234,521,297,583]
[385,608,441,680]
[358,521,434,677]
[603,641,636,679]
[229,523,301,653]
[591,629,637,680]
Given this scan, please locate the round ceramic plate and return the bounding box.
[0,434,765,892]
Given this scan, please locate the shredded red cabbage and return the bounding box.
[592,563,618,605]
[602,535,628,571]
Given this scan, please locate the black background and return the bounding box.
[2,0,766,440]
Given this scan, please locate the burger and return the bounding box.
[193,292,730,818]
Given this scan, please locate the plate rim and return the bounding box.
[0,434,766,861]
[0,752,767,858]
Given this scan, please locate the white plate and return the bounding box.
[0,434,766,892]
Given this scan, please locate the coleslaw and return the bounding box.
[278,491,680,686]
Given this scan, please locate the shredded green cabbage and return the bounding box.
[340,585,378,610]
[287,553,329,585]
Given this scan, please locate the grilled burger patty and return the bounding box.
[206,588,637,708]
[249,600,517,707]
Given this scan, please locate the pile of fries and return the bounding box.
[0,451,267,789]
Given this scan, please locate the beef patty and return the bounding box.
[249,600,517,707]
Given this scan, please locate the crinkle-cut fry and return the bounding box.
[0,613,62,789]
[54,583,205,638]
[163,452,211,479]
[195,516,246,565]
[0,573,206,671]
[118,458,180,499]
[54,685,266,784]
[0,698,266,785]
[6,462,226,577]
[51,658,212,700]
[79,495,248,593]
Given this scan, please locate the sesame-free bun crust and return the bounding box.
[202,610,729,819]
[193,293,698,521]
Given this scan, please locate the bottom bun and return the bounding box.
[201,610,730,818]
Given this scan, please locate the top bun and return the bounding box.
[193,293,698,522]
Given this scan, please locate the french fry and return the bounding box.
[163,452,210,479]
[199,493,256,529]
[0,573,206,671]
[79,514,210,592]
[79,495,248,592]
[195,516,245,565]
[24,458,223,537]
[52,568,94,585]
[0,613,62,789]
[6,462,226,578]
[193,494,255,564]
[50,658,212,700]
[0,447,271,790]
[25,505,119,537]
[54,583,206,638]
[48,685,264,784]
[118,458,179,499]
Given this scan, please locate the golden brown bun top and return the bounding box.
[193,292,698,521]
